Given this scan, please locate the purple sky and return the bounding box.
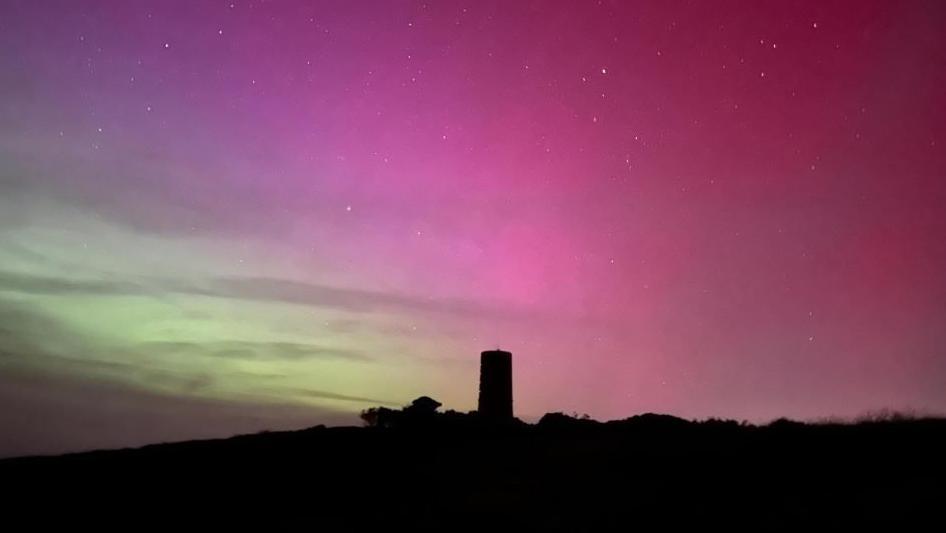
[1,0,945,456]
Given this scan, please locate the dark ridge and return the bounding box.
[3,402,945,530]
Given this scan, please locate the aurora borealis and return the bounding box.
[1,0,945,456]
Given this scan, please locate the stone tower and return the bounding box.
[477,349,513,419]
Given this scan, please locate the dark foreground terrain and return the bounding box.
[2,412,944,530]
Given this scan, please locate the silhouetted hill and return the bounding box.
[2,411,945,530]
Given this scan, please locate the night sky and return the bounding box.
[1,0,945,457]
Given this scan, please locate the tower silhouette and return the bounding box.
[477,349,513,419]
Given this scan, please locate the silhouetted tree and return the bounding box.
[360,397,443,428]
[404,396,442,415]
[360,406,399,428]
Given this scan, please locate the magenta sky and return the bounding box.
[1,1,945,456]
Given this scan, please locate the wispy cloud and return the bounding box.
[139,340,371,362]
[0,143,336,238]
[207,276,497,316]
[0,298,217,394]
[288,387,399,406]
[0,270,146,296]
[0,270,513,319]
[0,297,390,407]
